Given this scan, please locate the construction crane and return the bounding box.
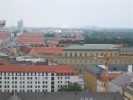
[104,49,109,92]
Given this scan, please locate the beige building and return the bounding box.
[56,44,133,74]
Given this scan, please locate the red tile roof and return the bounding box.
[29,47,62,55]
[20,46,32,54]
[18,33,43,37]
[20,46,62,55]
[99,71,122,82]
[0,62,76,75]
[0,32,10,39]
[16,37,44,42]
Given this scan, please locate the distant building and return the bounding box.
[0,61,79,92]
[0,20,6,28]
[15,33,45,45]
[17,20,23,32]
[0,91,124,100]
[0,32,11,47]
[57,44,133,74]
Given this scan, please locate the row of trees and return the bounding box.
[58,82,82,92]
[84,37,133,46]
[59,37,133,46]
[59,40,80,44]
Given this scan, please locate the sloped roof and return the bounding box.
[4,92,124,100]
[110,72,133,88]
[18,33,43,37]
[86,65,104,76]
[20,46,62,55]
[0,62,76,75]
[20,46,32,54]
[33,47,62,55]
[0,32,10,39]
[99,71,122,82]
[16,37,44,42]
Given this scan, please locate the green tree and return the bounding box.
[58,82,82,92]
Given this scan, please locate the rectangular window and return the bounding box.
[51,77,54,80]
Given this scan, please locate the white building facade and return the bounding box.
[0,65,79,92]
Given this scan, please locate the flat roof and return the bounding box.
[63,44,118,50]
[120,48,133,51]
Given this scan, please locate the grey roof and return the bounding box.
[110,72,133,88]
[0,92,124,100]
[108,64,131,72]
[87,64,132,76]
[86,65,104,76]
[63,44,118,50]
[120,48,133,51]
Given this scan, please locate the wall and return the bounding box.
[84,70,97,91]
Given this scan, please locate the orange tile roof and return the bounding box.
[19,33,43,37]
[99,71,122,82]
[16,37,44,42]
[0,62,76,75]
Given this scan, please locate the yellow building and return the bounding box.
[84,65,104,92]
[123,82,133,100]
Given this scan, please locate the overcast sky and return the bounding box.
[0,0,133,28]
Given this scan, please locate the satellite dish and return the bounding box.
[0,20,6,28]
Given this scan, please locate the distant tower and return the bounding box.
[17,20,23,32]
[0,20,6,28]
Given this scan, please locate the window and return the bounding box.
[51,82,54,85]
[70,53,72,56]
[51,73,54,76]
[80,53,82,56]
[65,53,67,56]
[51,77,54,80]
[85,53,87,57]
[113,67,117,71]
[46,73,48,76]
[75,53,77,56]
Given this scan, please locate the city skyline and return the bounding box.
[0,0,133,28]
